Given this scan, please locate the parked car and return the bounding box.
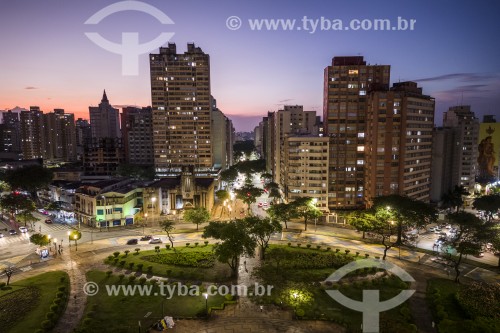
[140,235,152,241]
[428,227,436,232]
[149,237,162,244]
[126,239,138,245]
[45,219,53,224]
[9,229,17,235]
[19,226,28,233]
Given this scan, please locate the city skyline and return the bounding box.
[1,0,499,131]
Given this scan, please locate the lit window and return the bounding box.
[348,69,359,75]
[357,146,365,152]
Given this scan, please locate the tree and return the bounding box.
[268,188,282,203]
[116,163,155,180]
[215,190,230,202]
[235,184,263,213]
[473,194,500,221]
[247,216,282,259]
[0,193,36,219]
[183,207,210,231]
[17,211,37,228]
[373,195,437,244]
[348,211,374,239]
[220,166,238,189]
[3,165,53,200]
[202,220,256,277]
[233,140,255,161]
[159,220,175,249]
[3,267,13,286]
[442,211,499,282]
[30,233,51,246]
[290,197,322,231]
[267,203,296,229]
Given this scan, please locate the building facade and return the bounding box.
[323,56,390,210]
[281,136,329,211]
[20,107,45,160]
[121,106,154,166]
[43,109,77,162]
[365,82,435,204]
[89,90,120,140]
[150,43,213,175]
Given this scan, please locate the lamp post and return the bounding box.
[143,213,147,235]
[292,292,298,314]
[67,231,71,249]
[73,234,78,251]
[203,293,208,317]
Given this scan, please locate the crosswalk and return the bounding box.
[41,223,71,232]
[0,234,31,245]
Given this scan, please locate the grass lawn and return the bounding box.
[0,271,69,333]
[106,245,232,282]
[78,270,228,332]
[255,245,416,333]
[427,278,464,321]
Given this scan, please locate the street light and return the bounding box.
[67,231,71,248]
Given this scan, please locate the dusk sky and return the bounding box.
[1,0,499,131]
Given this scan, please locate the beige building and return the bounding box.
[323,56,390,210]
[20,107,45,160]
[150,43,213,175]
[43,109,77,162]
[282,136,329,211]
[365,82,435,204]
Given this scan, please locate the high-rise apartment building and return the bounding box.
[364,82,435,203]
[282,136,329,211]
[43,109,77,162]
[20,107,45,160]
[121,106,154,166]
[89,90,120,140]
[150,43,212,175]
[211,97,234,170]
[0,110,21,156]
[76,118,92,160]
[430,127,455,203]
[442,105,479,193]
[323,56,390,209]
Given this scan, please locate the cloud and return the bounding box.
[277,98,293,103]
[414,73,497,83]
[24,86,38,90]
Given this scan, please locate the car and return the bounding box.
[475,252,484,258]
[126,239,138,245]
[19,226,28,233]
[445,224,452,229]
[428,227,436,232]
[140,235,152,241]
[9,229,17,235]
[149,237,162,244]
[45,219,53,224]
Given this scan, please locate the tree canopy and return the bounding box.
[290,197,323,231]
[159,219,175,248]
[183,207,210,230]
[0,193,36,217]
[234,184,264,213]
[3,165,53,198]
[202,219,256,276]
[473,194,500,221]
[30,233,51,246]
[267,202,297,229]
[246,215,282,259]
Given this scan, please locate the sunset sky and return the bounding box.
[1,0,499,131]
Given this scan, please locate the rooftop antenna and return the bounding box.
[460,92,464,105]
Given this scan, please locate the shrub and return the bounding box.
[165,244,171,250]
[60,276,66,283]
[155,246,160,253]
[344,249,350,255]
[326,247,331,251]
[82,318,92,326]
[194,242,199,247]
[41,320,53,329]
[204,241,209,246]
[53,297,63,305]
[56,291,65,298]
[147,265,153,273]
[113,258,119,264]
[46,311,56,320]
[128,276,136,283]
[287,242,291,247]
[134,248,140,255]
[297,243,301,247]
[296,308,305,317]
[124,250,130,257]
[50,304,59,312]
[166,269,172,276]
[129,262,135,269]
[186,243,190,247]
[375,256,380,260]
[118,274,125,281]
[306,244,311,249]
[355,251,360,257]
[119,260,126,267]
[136,263,144,271]
[139,277,147,285]
[58,286,66,292]
[144,252,216,268]
[335,249,340,253]
[86,311,96,318]
[224,294,233,301]
[106,270,113,278]
[365,253,370,258]
[107,255,114,262]
[316,245,321,250]
[456,282,500,319]
[113,251,120,258]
